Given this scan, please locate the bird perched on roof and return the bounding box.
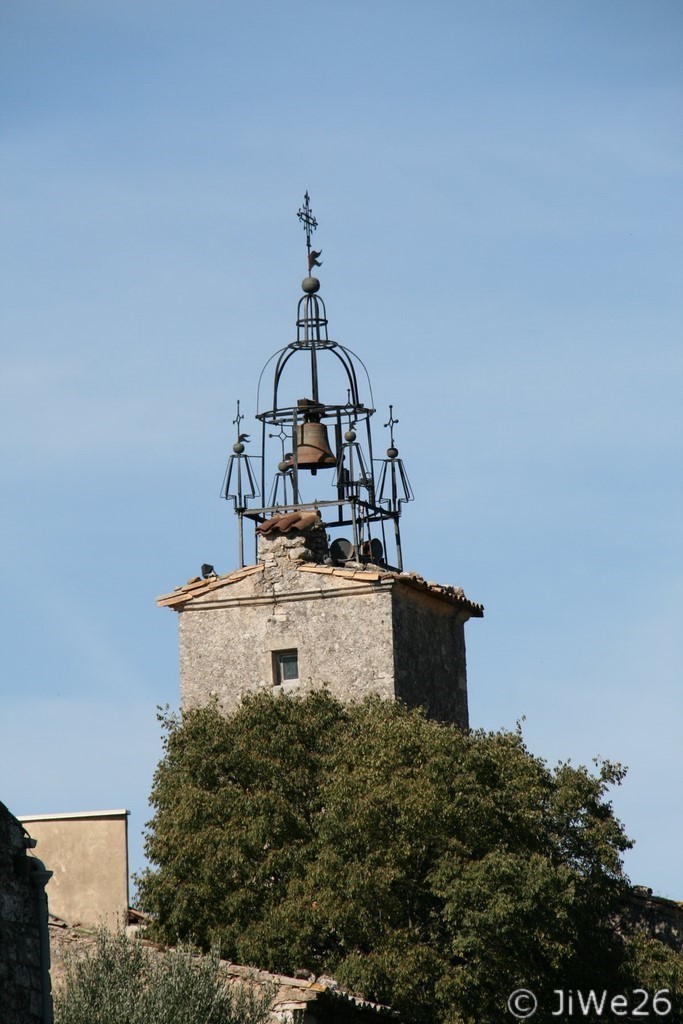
[201,563,217,579]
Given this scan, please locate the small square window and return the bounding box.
[273,649,299,686]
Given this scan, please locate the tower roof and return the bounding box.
[157,561,483,617]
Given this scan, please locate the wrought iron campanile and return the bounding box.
[222,194,413,569]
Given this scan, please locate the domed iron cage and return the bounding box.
[224,287,413,570]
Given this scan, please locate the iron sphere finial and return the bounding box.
[302,276,320,293]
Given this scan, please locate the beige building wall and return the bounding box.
[19,810,129,928]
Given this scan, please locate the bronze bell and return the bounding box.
[292,421,336,471]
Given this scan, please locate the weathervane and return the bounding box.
[297,191,323,273]
[231,399,250,451]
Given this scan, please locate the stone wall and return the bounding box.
[0,801,52,1024]
[179,563,396,716]
[622,889,683,954]
[165,516,479,728]
[392,583,469,727]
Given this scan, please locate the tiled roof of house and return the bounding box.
[221,962,397,1019]
[157,562,483,616]
[48,916,396,1020]
[156,564,265,608]
[296,563,483,615]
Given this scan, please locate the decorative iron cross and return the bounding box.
[384,405,399,446]
[297,191,322,272]
[232,399,244,433]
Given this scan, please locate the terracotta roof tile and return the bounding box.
[158,560,483,617]
[156,564,264,608]
[295,564,484,616]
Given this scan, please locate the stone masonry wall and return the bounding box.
[622,890,683,954]
[392,583,469,728]
[175,516,473,726]
[0,802,50,1024]
[179,563,396,716]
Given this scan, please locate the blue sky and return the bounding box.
[1,1,681,900]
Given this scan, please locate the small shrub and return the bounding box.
[53,929,273,1024]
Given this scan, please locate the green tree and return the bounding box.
[136,693,682,1024]
[53,929,273,1024]
[137,693,346,954]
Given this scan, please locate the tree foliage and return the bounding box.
[136,693,682,1024]
[53,929,273,1024]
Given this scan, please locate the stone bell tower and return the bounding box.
[157,195,482,726]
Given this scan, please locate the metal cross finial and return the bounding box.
[297,191,322,272]
[384,405,399,447]
[298,191,317,248]
[233,400,244,433]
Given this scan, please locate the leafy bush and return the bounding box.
[53,929,273,1024]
